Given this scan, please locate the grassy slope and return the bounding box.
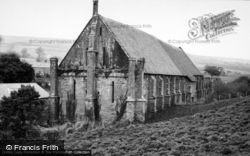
[65,98,250,156]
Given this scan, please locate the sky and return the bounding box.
[0,0,249,60]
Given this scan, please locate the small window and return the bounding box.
[85,48,88,66]
[73,79,76,99]
[112,81,115,103]
[100,27,102,36]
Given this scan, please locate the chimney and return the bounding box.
[93,0,99,16]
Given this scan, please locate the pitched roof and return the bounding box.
[0,83,49,99]
[100,15,202,78]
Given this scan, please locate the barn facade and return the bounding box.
[49,0,212,125]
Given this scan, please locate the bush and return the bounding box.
[212,76,250,100]
[228,76,250,96]
[213,79,230,100]
[0,85,46,140]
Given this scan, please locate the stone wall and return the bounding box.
[143,74,203,120]
[97,73,127,125]
[52,70,210,124]
[190,82,197,103]
[56,71,127,124]
[58,75,86,121]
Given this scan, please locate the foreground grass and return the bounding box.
[65,99,250,156]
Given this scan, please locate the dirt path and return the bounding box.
[65,98,250,156]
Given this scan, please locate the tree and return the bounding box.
[0,53,35,83]
[232,76,249,84]
[213,79,230,99]
[204,65,223,76]
[21,48,30,58]
[0,85,45,140]
[36,47,47,62]
[229,76,250,96]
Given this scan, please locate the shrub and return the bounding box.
[213,79,230,100]
[212,76,250,100]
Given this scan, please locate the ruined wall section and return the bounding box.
[143,74,197,120]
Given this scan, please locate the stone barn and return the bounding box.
[49,0,210,125]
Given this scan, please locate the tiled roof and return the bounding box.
[100,15,202,78]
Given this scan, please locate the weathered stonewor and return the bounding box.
[84,16,98,125]
[66,77,76,122]
[126,58,147,123]
[156,76,164,112]
[200,77,206,102]
[186,83,192,104]
[159,76,165,110]
[176,77,183,105]
[93,0,98,17]
[49,57,59,125]
[170,77,176,106]
[163,77,171,109]
[152,76,157,113]
[146,76,157,120]
[126,58,136,122]
[134,58,146,123]
[181,78,187,105]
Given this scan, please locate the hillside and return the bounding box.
[1,35,250,75]
[189,54,250,75]
[64,98,250,155]
[0,35,71,60]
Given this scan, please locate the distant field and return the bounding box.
[189,54,250,75]
[0,35,72,61]
[1,35,250,77]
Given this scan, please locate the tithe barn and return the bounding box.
[49,0,212,125]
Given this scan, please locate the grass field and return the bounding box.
[64,97,250,155]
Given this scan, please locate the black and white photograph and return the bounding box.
[0,0,249,155]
